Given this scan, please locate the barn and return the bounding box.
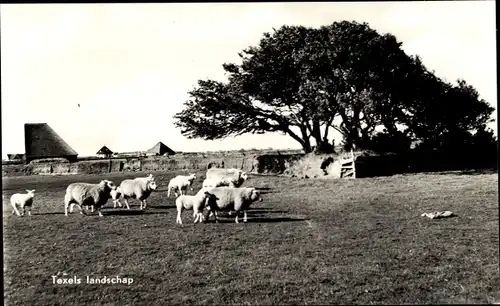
[24,123,78,163]
[146,142,175,156]
[96,146,113,158]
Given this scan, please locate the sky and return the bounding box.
[1,1,497,158]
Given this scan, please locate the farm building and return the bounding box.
[7,154,25,161]
[96,145,113,158]
[24,123,78,163]
[146,141,175,156]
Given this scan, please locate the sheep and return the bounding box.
[117,174,157,210]
[204,187,263,223]
[202,178,219,188]
[111,187,122,208]
[10,189,36,216]
[64,180,116,217]
[85,186,123,211]
[175,188,213,225]
[167,173,196,197]
[206,168,248,188]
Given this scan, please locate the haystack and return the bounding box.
[146,142,175,156]
[24,123,78,163]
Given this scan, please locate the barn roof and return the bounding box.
[146,141,175,155]
[96,145,113,155]
[24,123,78,160]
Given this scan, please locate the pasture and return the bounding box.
[3,170,499,305]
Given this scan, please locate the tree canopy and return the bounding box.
[174,21,495,154]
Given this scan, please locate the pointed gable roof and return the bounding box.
[24,123,78,161]
[96,145,113,155]
[146,141,175,155]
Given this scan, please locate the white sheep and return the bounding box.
[202,178,219,188]
[64,180,116,217]
[111,187,122,208]
[117,174,157,210]
[10,189,36,216]
[175,188,213,225]
[167,173,196,197]
[206,168,248,188]
[204,187,263,223]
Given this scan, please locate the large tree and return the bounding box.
[174,21,495,153]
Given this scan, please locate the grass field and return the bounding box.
[3,170,499,305]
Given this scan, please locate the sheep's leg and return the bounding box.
[228,210,233,216]
[143,200,147,210]
[90,206,94,213]
[97,207,103,217]
[123,199,130,210]
[12,204,21,216]
[243,211,248,223]
[176,208,183,225]
[28,206,32,216]
[235,212,239,224]
[114,199,122,208]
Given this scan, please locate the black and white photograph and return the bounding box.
[2,1,498,305]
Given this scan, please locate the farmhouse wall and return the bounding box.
[3,149,496,178]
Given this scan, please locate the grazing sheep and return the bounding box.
[64,180,116,217]
[167,173,196,197]
[206,168,248,188]
[111,187,122,208]
[10,189,36,216]
[175,188,213,225]
[204,187,263,223]
[117,174,157,210]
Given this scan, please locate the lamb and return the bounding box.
[117,174,157,210]
[111,187,122,208]
[204,187,263,223]
[206,168,248,188]
[64,180,116,217]
[10,189,36,216]
[175,188,214,225]
[167,173,196,197]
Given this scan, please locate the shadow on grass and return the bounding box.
[146,205,176,210]
[432,168,498,176]
[248,209,289,214]
[204,216,307,223]
[102,210,170,216]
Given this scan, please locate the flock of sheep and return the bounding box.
[9,168,263,224]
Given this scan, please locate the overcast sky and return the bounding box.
[1,2,496,158]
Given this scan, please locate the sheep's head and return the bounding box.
[188,173,197,180]
[25,189,36,197]
[101,180,117,191]
[147,180,157,191]
[248,188,263,202]
[241,172,249,181]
